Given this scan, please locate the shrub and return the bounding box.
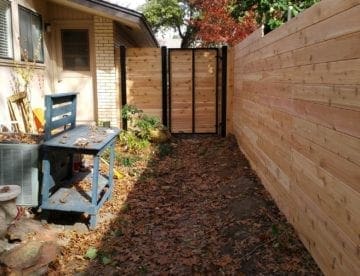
[119,131,149,154]
[121,104,166,141]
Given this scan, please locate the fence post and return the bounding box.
[192,49,195,133]
[120,46,127,130]
[161,46,168,127]
[221,46,228,137]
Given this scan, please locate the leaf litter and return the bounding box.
[51,135,322,275]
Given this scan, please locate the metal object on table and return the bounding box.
[40,93,120,229]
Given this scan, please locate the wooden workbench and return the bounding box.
[40,93,120,229]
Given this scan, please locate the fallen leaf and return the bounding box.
[84,247,97,260]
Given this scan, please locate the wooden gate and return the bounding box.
[120,47,227,135]
[169,49,218,134]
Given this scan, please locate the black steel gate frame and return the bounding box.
[120,46,228,136]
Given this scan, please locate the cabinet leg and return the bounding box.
[108,141,116,200]
[89,214,97,229]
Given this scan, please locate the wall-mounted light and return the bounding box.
[45,23,51,33]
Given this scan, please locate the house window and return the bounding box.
[61,29,90,71]
[19,6,44,62]
[0,0,13,59]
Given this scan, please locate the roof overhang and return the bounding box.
[48,0,158,47]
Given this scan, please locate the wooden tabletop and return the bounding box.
[43,125,120,152]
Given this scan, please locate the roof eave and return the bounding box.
[51,0,158,47]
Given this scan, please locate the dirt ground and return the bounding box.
[52,135,322,275]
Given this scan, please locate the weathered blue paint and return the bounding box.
[44,93,77,141]
[41,93,120,229]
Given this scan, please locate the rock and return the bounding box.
[0,241,42,270]
[149,129,171,143]
[7,218,59,243]
[22,241,59,275]
[0,239,18,254]
[0,240,6,254]
[7,219,43,242]
[0,241,59,275]
[0,186,21,239]
[65,222,88,233]
[0,210,6,239]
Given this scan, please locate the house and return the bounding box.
[0,0,158,129]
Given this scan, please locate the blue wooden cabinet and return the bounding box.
[40,93,120,229]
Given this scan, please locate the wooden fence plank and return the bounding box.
[236,0,360,59]
[240,32,360,73]
[170,50,193,133]
[241,81,360,111]
[232,1,360,274]
[126,48,162,121]
[194,50,217,133]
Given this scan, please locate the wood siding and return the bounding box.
[232,0,360,275]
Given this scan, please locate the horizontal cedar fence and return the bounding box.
[125,48,163,121]
[232,0,360,274]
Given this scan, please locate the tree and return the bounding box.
[231,0,320,32]
[140,0,197,47]
[191,0,257,46]
[141,0,257,47]
[142,0,319,47]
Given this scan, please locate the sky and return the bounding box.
[104,0,181,46]
[104,0,146,10]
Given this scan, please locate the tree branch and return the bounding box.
[177,25,185,39]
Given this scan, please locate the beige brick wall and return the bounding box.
[94,16,119,126]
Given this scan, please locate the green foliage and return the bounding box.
[140,0,197,47]
[111,229,123,237]
[121,105,154,152]
[141,0,318,46]
[121,104,163,140]
[135,114,160,140]
[231,0,320,31]
[121,203,130,212]
[157,143,173,158]
[119,131,150,154]
[101,256,112,265]
[121,156,140,167]
[140,0,185,33]
[84,247,98,260]
[138,265,148,274]
[120,104,169,154]
[121,104,142,121]
[271,224,279,237]
[85,247,113,265]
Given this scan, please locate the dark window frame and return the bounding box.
[18,5,44,63]
[61,29,90,71]
[0,0,13,59]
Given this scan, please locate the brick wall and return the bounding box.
[94,16,119,126]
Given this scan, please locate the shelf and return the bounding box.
[43,171,109,213]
